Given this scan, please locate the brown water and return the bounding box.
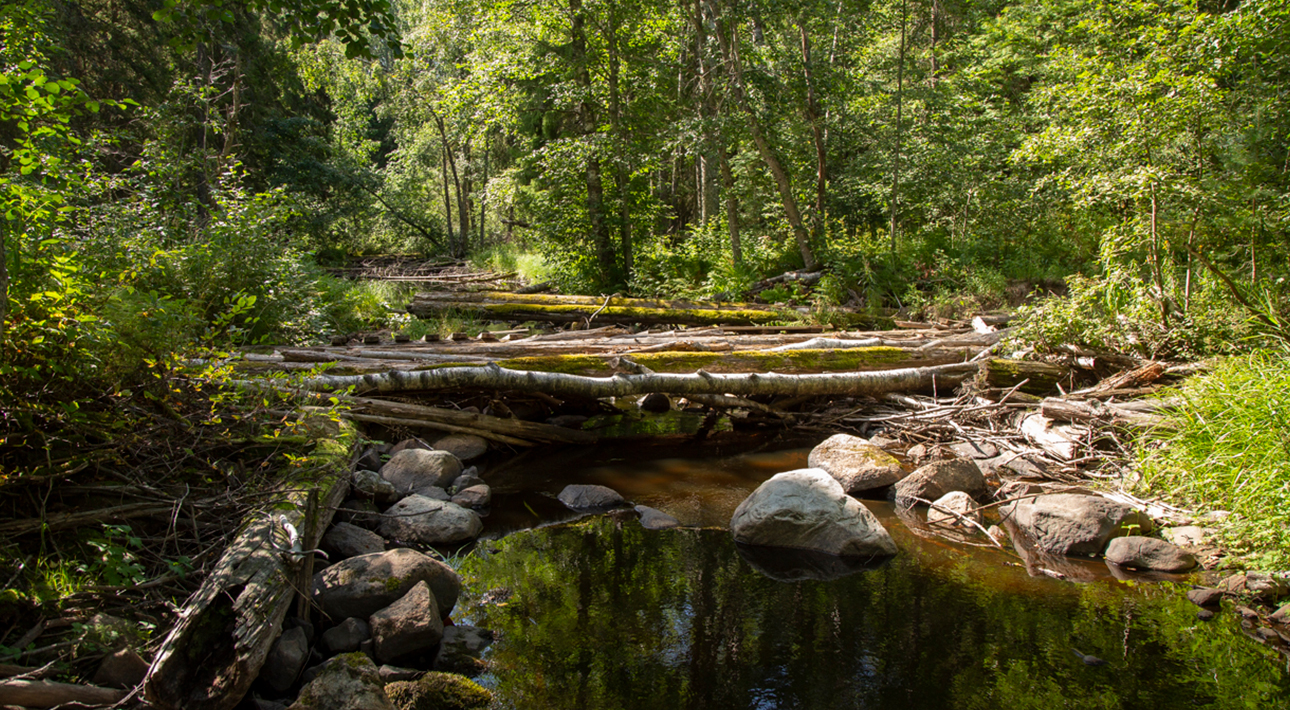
[457,443,1290,709]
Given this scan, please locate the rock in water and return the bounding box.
[380,450,463,495]
[926,491,981,528]
[370,581,444,664]
[288,653,395,710]
[450,484,491,509]
[807,434,906,493]
[434,626,495,676]
[557,484,628,510]
[635,505,681,530]
[893,459,988,505]
[385,672,492,710]
[313,548,461,620]
[432,434,489,462]
[378,495,483,545]
[1104,536,1197,572]
[1001,494,1153,557]
[730,468,897,558]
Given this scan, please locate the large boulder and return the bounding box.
[807,434,906,493]
[1105,536,1197,572]
[380,450,463,495]
[730,468,897,558]
[351,469,398,505]
[322,522,385,559]
[288,653,395,710]
[378,496,483,545]
[313,548,461,621]
[558,484,627,510]
[1001,494,1153,557]
[370,581,444,664]
[893,459,988,505]
[432,434,489,462]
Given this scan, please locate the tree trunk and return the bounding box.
[440,145,454,252]
[719,143,741,264]
[459,139,473,248]
[713,4,817,270]
[571,0,617,287]
[799,19,827,237]
[889,0,908,255]
[144,431,355,710]
[607,13,632,280]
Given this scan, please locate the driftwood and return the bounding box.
[0,679,125,707]
[339,395,597,445]
[143,428,355,710]
[1039,397,1166,430]
[287,361,978,398]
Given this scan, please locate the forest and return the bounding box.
[2,0,1290,703]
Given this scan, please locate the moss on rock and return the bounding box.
[386,672,493,710]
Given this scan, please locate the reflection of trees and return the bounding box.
[460,517,1289,709]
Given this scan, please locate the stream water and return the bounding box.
[454,441,1290,709]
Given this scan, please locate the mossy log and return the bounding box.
[143,425,356,710]
[289,361,977,398]
[407,291,877,327]
[486,346,976,376]
[975,358,1071,396]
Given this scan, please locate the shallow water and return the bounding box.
[458,444,1290,709]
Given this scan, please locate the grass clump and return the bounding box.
[1135,350,1290,567]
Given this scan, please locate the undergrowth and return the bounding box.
[1134,350,1290,568]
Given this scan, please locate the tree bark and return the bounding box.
[798,19,827,236]
[889,0,908,255]
[713,4,817,270]
[0,679,125,708]
[292,361,978,398]
[571,0,617,287]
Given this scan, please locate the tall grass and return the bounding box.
[1135,350,1290,567]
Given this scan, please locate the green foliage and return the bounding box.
[1136,351,1290,568]
[85,524,147,587]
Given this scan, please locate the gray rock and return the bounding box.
[452,474,487,492]
[92,647,149,689]
[558,484,628,510]
[638,393,672,413]
[548,414,588,429]
[926,491,981,528]
[730,468,898,558]
[351,469,398,505]
[313,548,462,621]
[1001,494,1154,557]
[807,434,906,493]
[322,522,385,559]
[263,626,310,693]
[635,505,681,530]
[355,447,384,473]
[1270,603,1290,625]
[867,434,898,449]
[432,434,489,462]
[337,498,380,530]
[380,449,463,495]
[322,618,371,655]
[287,652,395,710]
[893,459,988,505]
[450,484,491,509]
[377,495,483,544]
[949,440,999,459]
[1219,572,1290,600]
[254,699,289,710]
[434,625,494,676]
[1161,525,1207,548]
[1187,587,1224,608]
[370,581,444,664]
[411,485,450,501]
[389,438,433,454]
[378,665,423,683]
[1105,536,1197,571]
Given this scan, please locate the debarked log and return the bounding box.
[143,425,356,710]
[286,361,978,398]
[489,346,977,377]
[975,358,1071,396]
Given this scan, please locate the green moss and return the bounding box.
[386,672,492,710]
[491,347,918,376]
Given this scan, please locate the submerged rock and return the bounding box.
[635,505,681,530]
[893,459,988,505]
[926,491,981,528]
[434,626,494,676]
[380,450,463,495]
[370,581,444,664]
[730,468,897,558]
[1104,536,1197,572]
[807,433,906,493]
[288,653,395,710]
[1001,494,1153,557]
[313,548,461,620]
[558,484,628,510]
[735,542,890,582]
[378,495,483,545]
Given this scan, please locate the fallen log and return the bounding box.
[975,358,1071,396]
[286,361,978,398]
[490,346,977,377]
[338,395,597,445]
[407,291,878,328]
[1039,397,1167,430]
[143,426,355,710]
[0,679,125,708]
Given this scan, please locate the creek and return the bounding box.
[452,440,1290,709]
